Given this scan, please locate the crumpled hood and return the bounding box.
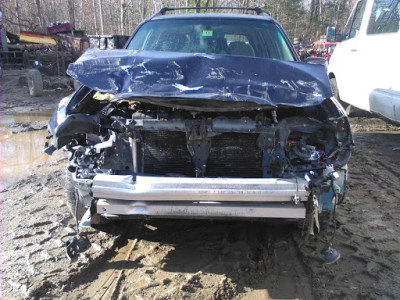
[67,49,332,111]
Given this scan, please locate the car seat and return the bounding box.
[227,41,255,57]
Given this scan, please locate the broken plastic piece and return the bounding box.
[66,233,90,260]
[79,208,92,230]
[43,145,57,155]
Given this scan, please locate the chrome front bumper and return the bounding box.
[92,175,309,219]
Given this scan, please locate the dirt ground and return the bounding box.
[1,69,400,300]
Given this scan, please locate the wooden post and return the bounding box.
[15,0,22,33]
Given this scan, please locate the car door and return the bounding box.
[363,0,400,119]
[363,0,400,94]
[329,0,369,110]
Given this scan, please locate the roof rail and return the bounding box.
[155,7,269,17]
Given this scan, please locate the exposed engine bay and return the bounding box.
[47,84,353,227]
[57,90,351,179]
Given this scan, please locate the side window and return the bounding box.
[367,0,400,34]
[343,0,367,40]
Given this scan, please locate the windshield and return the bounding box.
[127,19,295,61]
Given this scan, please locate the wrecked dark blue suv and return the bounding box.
[47,7,353,232]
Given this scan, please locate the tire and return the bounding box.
[27,69,43,97]
[329,77,340,100]
[65,171,86,220]
[330,77,352,114]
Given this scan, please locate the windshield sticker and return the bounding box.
[202,30,213,37]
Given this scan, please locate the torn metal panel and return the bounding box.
[67,49,332,111]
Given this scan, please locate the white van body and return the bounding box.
[328,0,400,124]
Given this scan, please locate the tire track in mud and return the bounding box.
[3,115,400,299]
[56,220,315,300]
[293,131,400,300]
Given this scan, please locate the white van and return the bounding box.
[328,0,400,124]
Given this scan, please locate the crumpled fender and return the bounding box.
[53,114,99,149]
[67,49,332,111]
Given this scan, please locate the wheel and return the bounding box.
[330,77,352,114]
[329,77,340,100]
[65,170,86,220]
[27,69,43,97]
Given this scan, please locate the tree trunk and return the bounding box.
[99,0,104,35]
[92,0,98,35]
[195,0,201,13]
[68,0,75,28]
[35,0,45,31]
[79,0,84,30]
[121,0,126,35]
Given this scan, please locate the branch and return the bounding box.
[4,16,32,30]
[123,0,133,14]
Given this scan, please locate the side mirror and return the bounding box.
[327,26,336,42]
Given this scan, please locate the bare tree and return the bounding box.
[0,0,355,42]
[68,0,75,28]
[92,0,98,34]
[98,0,104,35]
[35,0,45,31]
[14,0,21,32]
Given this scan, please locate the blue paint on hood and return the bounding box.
[67,49,332,111]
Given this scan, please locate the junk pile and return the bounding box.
[0,21,128,96]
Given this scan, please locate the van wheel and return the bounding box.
[329,77,340,100]
[27,69,43,97]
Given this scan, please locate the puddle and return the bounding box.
[0,110,54,188]
[0,110,54,127]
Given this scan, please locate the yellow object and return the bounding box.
[93,92,115,101]
[19,34,56,45]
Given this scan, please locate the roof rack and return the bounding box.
[154,7,269,17]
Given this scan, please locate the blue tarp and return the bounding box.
[67,49,332,111]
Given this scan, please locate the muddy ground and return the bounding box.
[1,69,400,299]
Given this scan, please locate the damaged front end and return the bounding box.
[46,51,353,232]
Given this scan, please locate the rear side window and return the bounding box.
[127,19,295,61]
[343,0,367,40]
[367,0,400,34]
